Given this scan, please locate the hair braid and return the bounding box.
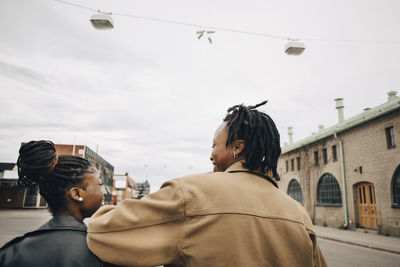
[223,101,281,180]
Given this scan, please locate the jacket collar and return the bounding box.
[225,160,274,179]
[225,160,247,173]
[224,160,278,188]
[39,215,87,231]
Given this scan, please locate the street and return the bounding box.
[1,209,400,266]
[319,238,400,267]
[0,209,51,246]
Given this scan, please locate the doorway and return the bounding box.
[356,182,378,229]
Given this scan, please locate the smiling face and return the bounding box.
[79,169,105,218]
[210,123,241,172]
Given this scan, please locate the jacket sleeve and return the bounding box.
[87,179,186,267]
[0,247,5,266]
[308,230,328,267]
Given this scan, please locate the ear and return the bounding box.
[68,186,84,202]
[233,139,245,155]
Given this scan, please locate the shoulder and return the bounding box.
[158,172,219,194]
[272,189,314,228]
[174,171,313,225]
[166,172,215,182]
[173,171,227,185]
[1,227,104,267]
[1,226,87,250]
[1,234,26,251]
[0,215,88,253]
[0,226,50,251]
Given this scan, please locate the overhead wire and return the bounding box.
[53,0,96,12]
[53,0,400,44]
[113,12,288,40]
[303,37,400,45]
[53,0,296,41]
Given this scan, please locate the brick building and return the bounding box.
[113,173,136,204]
[0,163,42,209]
[0,143,114,208]
[277,91,400,237]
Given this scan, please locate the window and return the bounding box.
[386,126,396,148]
[332,145,337,161]
[296,157,301,171]
[314,151,319,166]
[287,179,303,204]
[317,173,342,206]
[322,148,328,164]
[0,180,18,187]
[285,160,289,172]
[291,159,294,171]
[393,166,400,208]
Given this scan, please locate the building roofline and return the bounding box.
[0,163,16,171]
[85,146,114,171]
[281,97,400,154]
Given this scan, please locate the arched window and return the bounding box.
[287,179,303,204]
[317,173,342,206]
[393,166,400,208]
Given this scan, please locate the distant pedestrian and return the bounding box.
[87,101,327,267]
[0,140,116,267]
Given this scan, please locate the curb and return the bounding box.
[317,235,400,255]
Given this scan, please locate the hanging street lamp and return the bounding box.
[90,11,114,30]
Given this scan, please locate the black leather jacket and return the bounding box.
[0,214,115,267]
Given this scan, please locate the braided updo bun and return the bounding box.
[17,140,95,214]
[17,140,58,187]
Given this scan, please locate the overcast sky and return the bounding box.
[1,0,399,190]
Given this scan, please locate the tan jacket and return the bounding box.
[87,162,327,267]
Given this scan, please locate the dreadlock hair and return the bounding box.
[17,140,95,215]
[223,100,281,180]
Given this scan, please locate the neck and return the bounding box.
[232,157,245,165]
[54,208,83,221]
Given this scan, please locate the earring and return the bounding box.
[78,197,83,202]
[233,152,238,159]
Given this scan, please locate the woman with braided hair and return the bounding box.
[87,101,327,267]
[0,140,115,267]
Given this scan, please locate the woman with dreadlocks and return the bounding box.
[87,101,327,267]
[0,140,115,267]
